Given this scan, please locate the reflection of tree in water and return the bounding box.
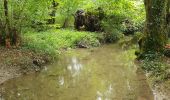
[58,76,64,86]
[96,84,113,100]
[67,57,83,77]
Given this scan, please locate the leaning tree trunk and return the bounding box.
[141,0,168,55]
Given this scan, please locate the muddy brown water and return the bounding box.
[0,44,154,100]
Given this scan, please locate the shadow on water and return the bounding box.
[0,44,154,100]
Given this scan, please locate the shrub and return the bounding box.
[102,28,124,43]
[76,33,100,48]
[100,15,125,43]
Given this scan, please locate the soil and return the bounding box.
[0,47,50,84]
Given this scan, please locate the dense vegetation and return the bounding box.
[0,0,145,51]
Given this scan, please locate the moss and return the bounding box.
[141,0,168,55]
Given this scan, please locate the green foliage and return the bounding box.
[141,52,170,81]
[0,0,51,29]
[76,33,100,48]
[81,0,145,43]
[56,0,84,27]
[0,0,145,33]
[58,0,83,16]
[101,15,125,42]
[22,29,100,58]
[85,0,145,22]
[131,32,143,43]
[142,55,170,81]
[103,29,124,43]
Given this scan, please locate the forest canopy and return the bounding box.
[0,0,145,47]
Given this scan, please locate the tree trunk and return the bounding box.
[2,0,20,48]
[4,0,11,48]
[167,0,170,36]
[141,0,168,55]
[0,18,5,45]
[4,0,10,33]
[0,20,3,45]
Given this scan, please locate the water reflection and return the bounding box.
[96,91,103,100]
[96,84,113,100]
[0,44,154,100]
[58,76,64,86]
[67,57,83,77]
[127,80,131,91]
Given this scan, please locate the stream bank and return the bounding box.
[0,48,51,84]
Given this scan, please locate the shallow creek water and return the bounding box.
[0,44,154,100]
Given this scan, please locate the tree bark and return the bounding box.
[141,0,168,54]
[167,0,170,37]
[0,18,5,45]
[4,0,10,33]
[4,0,11,48]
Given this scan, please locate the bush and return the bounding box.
[76,34,100,48]
[100,15,125,43]
[102,28,124,43]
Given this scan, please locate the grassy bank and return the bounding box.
[0,29,101,84]
[22,29,100,59]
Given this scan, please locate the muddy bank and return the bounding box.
[0,47,51,84]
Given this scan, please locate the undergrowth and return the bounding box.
[141,53,170,82]
[22,29,100,59]
[118,33,170,83]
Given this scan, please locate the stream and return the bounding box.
[0,44,154,100]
